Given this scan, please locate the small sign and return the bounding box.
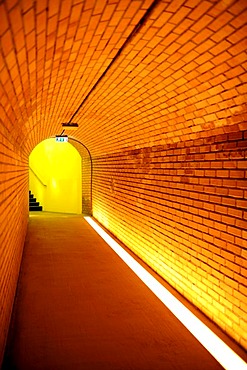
[56,135,68,142]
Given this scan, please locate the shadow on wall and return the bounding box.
[29,138,82,214]
[69,138,92,216]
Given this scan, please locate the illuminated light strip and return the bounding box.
[85,216,247,370]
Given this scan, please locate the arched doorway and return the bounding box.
[29,138,82,214]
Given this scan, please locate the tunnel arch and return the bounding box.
[29,137,92,215]
[29,138,82,214]
[0,0,247,361]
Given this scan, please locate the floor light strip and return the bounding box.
[85,216,247,370]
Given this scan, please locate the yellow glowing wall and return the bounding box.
[29,138,82,214]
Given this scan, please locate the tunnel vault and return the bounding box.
[0,0,247,363]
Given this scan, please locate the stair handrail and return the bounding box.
[29,166,47,187]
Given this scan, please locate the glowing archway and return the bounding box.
[29,138,82,214]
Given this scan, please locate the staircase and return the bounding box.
[29,191,43,211]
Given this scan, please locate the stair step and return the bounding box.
[29,201,40,207]
[29,191,43,212]
[29,205,43,211]
[29,198,37,203]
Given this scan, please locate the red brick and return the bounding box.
[0,5,10,36]
[0,0,247,358]
[188,1,212,20]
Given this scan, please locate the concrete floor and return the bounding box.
[2,212,227,370]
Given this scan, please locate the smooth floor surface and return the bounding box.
[2,212,226,370]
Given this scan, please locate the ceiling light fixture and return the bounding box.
[62,122,78,130]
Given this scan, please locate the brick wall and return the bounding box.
[93,130,247,350]
[0,135,29,365]
[70,139,92,215]
[0,0,246,359]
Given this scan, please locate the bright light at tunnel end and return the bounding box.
[84,216,247,370]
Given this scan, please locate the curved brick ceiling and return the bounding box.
[0,0,246,157]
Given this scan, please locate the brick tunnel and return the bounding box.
[0,0,247,368]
